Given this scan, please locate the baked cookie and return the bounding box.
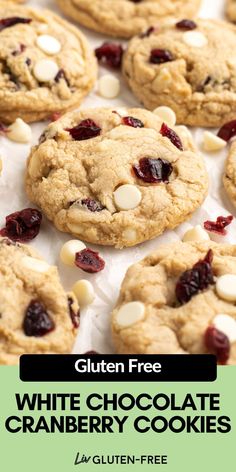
[223,140,236,207]
[0,237,79,365]
[123,19,236,127]
[226,0,236,22]
[112,241,236,364]
[56,0,201,39]
[25,107,208,248]
[0,1,96,123]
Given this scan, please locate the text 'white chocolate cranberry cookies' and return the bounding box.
[25,108,208,248]
[0,237,80,365]
[0,1,96,123]
[123,19,236,127]
[56,0,201,39]
[112,241,236,364]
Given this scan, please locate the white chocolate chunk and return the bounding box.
[213,314,236,342]
[114,184,142,211]
[60,239,86,267]
[216,274,236,302]
[183,31,208,48]
[116,301,145,328]
[33,59,59,82]
[36,35,61,55]
[98,74,120,99]
[153,106,176,127]
[203,131,227,152]
[21,256,50,273]
[72,280,95,306]
[123,228,137,242]
[182,225,210,242]
[7,118,32,143]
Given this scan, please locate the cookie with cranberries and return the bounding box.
[25,107,208,248]
[112,241,236,365]
[0,1,96,123]
[0,237,79,364]
[56,0,200,38]
[123,18,236,126]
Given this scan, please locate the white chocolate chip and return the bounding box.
[36,35,61,55]
[182,225,210,242]
[116,301,145,328]
[67,222,84,235]
[123,228,137,243]
[213,314,236,342]
[216,274,236,302]
[21,256,50,273]
[152,68,172,92]
[183,31,208,48]
[153,106,176,127]
[203,131,227,152]
[72,280,95,306]
[33,59,59,82]
[60,239,86,267]
[114,184,142,211]
[98,74,120,99]
[7,118,32,143]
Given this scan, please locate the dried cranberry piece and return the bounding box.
[0,208,42,243]
[95,42,124,69]
[160,123,183,150]
[12,43,26,56]
[0,17,32,32]
[204,215,233,235]
[81,198,105,212]
[122,116,144,128]
[140,26,155,38]
[75,249,105,273]
[50,112,61,122]
[133,157,173,183]
[150,49,174,64]
[176,19,197,30]
[55,68,70,86]
[217,120,236,142]
[205,326,230,365]
[23,301,55,337]
[68,296,80,328]
[67,119,101,141]
[176,250,214,305]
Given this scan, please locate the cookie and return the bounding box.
[123,19,236,127]
[226,0,236,22]
[0,1,96,123]
[0,237,79,365]
[25,107,208,248]
[112,241,236,364]
[56,0,201,39]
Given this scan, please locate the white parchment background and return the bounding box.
[1,0,235,353]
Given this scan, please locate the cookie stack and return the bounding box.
[1,0,236,364]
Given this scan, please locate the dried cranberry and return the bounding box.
[150,49,174,64]
[12,43,26,56]
[0,17,32,32]
[23,301,55,337]
[217,120,236,142]
[176,250,214,305]
[68,296,80,328]
[67,119,101,141]
[95,42,124,69]
[204,215,233,235]
[25,58,31,66]
[205,326,230,365]
[122,116,144,128]
[50,112,61,122]
[140,26,155,38]
[0,208,42,243]
[133,157,173,183]
[75,249,105,273]
[160,123,183,150]
[55,68,70,86]
[81,198,105,212]
[176,19,197,30]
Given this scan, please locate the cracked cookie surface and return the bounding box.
[112,241,236,364]
[25,107,208,248]
[0,237,79,365]
[56,0,201,39]
[0,1,96,123]
[123,19,236,127]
